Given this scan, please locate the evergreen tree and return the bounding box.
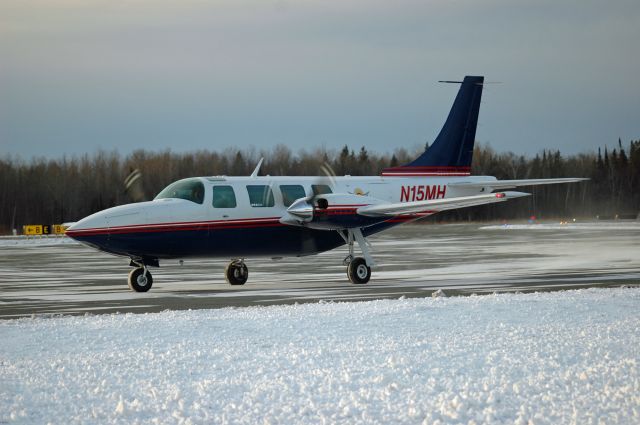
[1,141,640,233]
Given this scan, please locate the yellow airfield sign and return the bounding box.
[23,225,43,235]
[22,224,66,235]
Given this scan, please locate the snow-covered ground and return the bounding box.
[2,288,639,424]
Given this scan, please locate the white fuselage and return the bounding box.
[64,174,502,262]
[72,174,495,232]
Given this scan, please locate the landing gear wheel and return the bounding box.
[128,267,153,292]
[347,257,371,284]
[225,261,248,285]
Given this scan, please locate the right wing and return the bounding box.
[448,177,588,190]
[357,191,530,217]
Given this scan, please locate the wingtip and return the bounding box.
[500,191,531,199]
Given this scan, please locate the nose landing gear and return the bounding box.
[225,259,248,285]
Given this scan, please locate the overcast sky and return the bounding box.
[1,0,639,160]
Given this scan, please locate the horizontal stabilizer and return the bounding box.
[357,191,530,217]
[449,177,589,190]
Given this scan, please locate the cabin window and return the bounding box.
[312,184,333,196]
[246,185,275,207]
[279,185,306,207]
[155,179,205,204]
[212,185,237,208]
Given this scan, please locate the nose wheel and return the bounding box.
[128,267,153,292]
[225,260,248,285]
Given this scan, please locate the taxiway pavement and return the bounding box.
[1,222,638,319]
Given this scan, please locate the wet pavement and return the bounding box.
[1,222,639,319]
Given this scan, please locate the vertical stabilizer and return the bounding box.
[382,75,484,177]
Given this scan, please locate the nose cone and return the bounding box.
[65,210,111,250]
[66,203,148,253]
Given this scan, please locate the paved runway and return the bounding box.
[1,222,639,319]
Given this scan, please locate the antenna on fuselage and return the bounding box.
[250,158,264,178]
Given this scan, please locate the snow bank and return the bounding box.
[1,288,639,424]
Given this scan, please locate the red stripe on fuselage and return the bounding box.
[381,165,471,177]
[382,166,471,171]
[66,203,431,237]
[66,217,284,237]
[382,173,470,176]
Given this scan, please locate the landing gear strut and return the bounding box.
[225,260,248,285]
[339,228,374,284]
[128,266,153,292]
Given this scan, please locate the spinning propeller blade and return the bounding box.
[124,168,146,202]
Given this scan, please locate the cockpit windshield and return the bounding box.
[155,178,205,204]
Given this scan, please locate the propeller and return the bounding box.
[286,161,337,222]
[294,161,340,253]
[124,168,146,202]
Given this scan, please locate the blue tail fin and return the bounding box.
[382,75,484,176]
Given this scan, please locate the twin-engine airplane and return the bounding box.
[66,76,586,291]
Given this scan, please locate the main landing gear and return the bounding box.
[339,228,374,284]
[220,227,375,287]
[225,259,248,285]
[347,257,371,284]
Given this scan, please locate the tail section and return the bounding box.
[382,75,484,177]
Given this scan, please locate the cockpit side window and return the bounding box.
[212,185,237,208]
[312,184,333,196]
[246,185,275,207]
[155,179,205,204]
[279,185,306,207]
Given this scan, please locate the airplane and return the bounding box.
[65,76,587,292]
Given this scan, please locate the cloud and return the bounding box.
[1,0,639,157]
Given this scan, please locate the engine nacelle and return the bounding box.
[281,193,388,230]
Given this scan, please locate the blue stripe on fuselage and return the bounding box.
[71,220,413,261]
[73,226,342,259]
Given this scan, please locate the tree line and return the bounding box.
[1,140,639,233]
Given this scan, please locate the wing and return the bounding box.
[448,177,588,190]
[357,191,530,217]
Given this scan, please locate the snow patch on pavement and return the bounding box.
[0,236,78,247]
[1,288,639,424]
[480,222,640,231]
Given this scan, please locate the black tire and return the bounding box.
[128,267,153,292]
[347,257,371,284]
[225,262,248,285]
